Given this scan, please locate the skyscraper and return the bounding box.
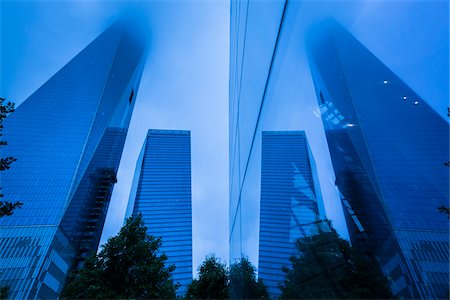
[0,21,146,299]
[307,20,449,299]
[229,0,288,267]
[259,131,326,298]
[126,129,193,296]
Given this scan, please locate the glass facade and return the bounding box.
[259,131,326,298]
[229,0,288,266]
[307,20,449,299]
[228,3,351,296]
[0,21,146,299]
[228,0,347,278]
[230,1,447,298]
[126,130,193,296]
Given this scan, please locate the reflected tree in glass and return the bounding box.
[0,97,22,218]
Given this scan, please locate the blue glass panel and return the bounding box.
[229,0,287,265]
[307,20,449,299]
[127,130,193,296]
[258,131,325,298]
[0,21,146,298]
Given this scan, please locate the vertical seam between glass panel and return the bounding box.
[229,0,288,244]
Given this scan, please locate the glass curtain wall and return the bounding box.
[0,21,147,299]
[229,1,448,298]
[126,130,193,296]
[259,131,326,298]
[307,20,449,299]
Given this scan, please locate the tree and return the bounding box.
[62,214,177,299]
[280,224,394,299]
[0,97,22,217]
[0,286,9,299]
[438,158,450,218]
[185,254,229,299]
[229,257,269,299]
[438,205,449,218]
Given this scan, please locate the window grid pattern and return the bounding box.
[128,130,193,296]
[258,131,325,299]
[0,22,146,299]
[307,21,449,299]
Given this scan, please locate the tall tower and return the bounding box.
[307,20,449,299]
[126,129,193,296]
[258,131,326,298]
[0,21,147,299]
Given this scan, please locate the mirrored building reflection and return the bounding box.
[259,131,326,298]
[229,0,448,298]
[228,0,347,275]
[0,21,146,299]
[126,130,193,296]
[307,20,450,299]
[229,0,289,268]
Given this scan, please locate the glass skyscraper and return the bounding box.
[259,131,326,298]
[307,20,449,299]
[126,129,193,296]
[0,21,146,299]
[229,0,288,267]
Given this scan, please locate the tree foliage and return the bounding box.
[0,97,22,218]
[0,286,9,299]
[185,255,268,300]
[437,205,449,218]
[185,254,229,299]
[280,226,394,299]
[0,200,23,218]
[62,214,177,299]
[229,257,269,299]
[438,155,450,218]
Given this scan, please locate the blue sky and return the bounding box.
[1,0,448,275]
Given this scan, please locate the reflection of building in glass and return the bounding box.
[126,130,193,296]
[259,131,326,298]
[229,0,288,267]
[0,21,146,299]
[307,20,449,299]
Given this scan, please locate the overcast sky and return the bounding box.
[1,0,448,276]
